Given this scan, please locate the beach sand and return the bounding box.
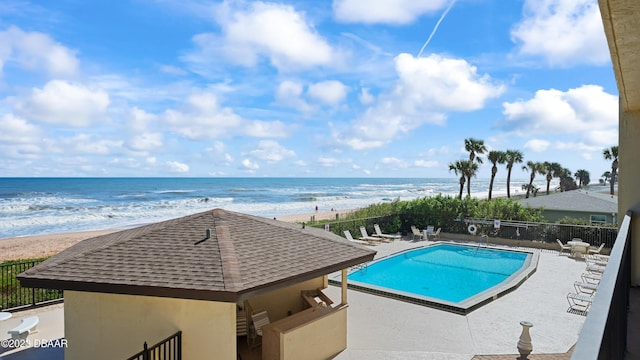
[0,209,357,262]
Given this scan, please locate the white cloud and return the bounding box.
[333,0,449,25]
[414,159,439,168]
[275,80,312,112]
[510,0,609,66]
[359,88,374,105]
[242,158,259,170]
[523,139,550,152]
[317,156,349,167]
[163,92,242,139]
[244,120,289,138]
[500,85,617,137]
[248,140,295,162]
[71,135,123,155]
[0,114,42,144]
[307,80,348,105]
[0,26,79,77]
[18,80,110,127]
[187,1,336,72]
[380,157,408,168]
[335,53,504,150]
[128,132,164,153]
[167,161,189,173]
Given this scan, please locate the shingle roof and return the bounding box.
[18,209,375,302]
[517,189,617,213]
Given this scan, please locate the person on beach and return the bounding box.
[315,205,318,212]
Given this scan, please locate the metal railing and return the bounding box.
[126,331,182,360]
[571,211,632,359]
[0,259,63,311]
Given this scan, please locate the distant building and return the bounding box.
[517,187,618,224]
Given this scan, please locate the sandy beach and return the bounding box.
[0,209,355,262]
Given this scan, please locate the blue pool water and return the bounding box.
[348,244,529,303]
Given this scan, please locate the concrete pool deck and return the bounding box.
[326,239,588,359]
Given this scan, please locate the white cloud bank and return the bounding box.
[511,0,609,66]
[335,53,505,150]
[333,0,449,25]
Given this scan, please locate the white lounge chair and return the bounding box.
[427,227,441,241]
[588,243,606,255]
[567,292,593,313]
[360,226,384,242]
[373,224,401,240]
[556,239,572,256]
[582,272,602,284]
[250,310,270,348]
[573,281,598,295]
[411,226,424,241]
[8,315,39,340]
[586,264,606,274]
[344,230,373,245]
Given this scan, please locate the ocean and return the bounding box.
[0,177,541,238]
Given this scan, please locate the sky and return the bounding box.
[0,0,619,179]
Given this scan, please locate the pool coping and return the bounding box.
[328,241,539,315]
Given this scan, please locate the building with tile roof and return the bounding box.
[18,208,376,360]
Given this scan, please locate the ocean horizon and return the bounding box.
[0,177,551,238]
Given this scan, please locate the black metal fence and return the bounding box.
[314,215,618,248]
[126,331,182,360]
[0,259,63,311]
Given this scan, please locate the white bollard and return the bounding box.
[517,321,533,357]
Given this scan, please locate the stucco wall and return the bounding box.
[619,107,640,285]
[64,291,236,360]
[245,277,326,322]
[542,210,615,224]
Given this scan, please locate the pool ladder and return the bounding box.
[476,234,488,252]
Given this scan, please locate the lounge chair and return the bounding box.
[588,243,606,255]
[427,227,441,241]
[360,226,385,242]
[8,315,39,340]
[556,239,572,256]
[373,224,401,240]
[581,272,602,284]
[411,226,424,241]
[573,281,598,295]
[250,310,271,348]
[344,230,373,245]
[567,292,593,313]
[586,264,606,274]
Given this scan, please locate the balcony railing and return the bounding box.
[126,331,182,360]
[0,259,64,310]
[571,211,632,359]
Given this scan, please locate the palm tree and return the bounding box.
[558,167,578,191]
[522,161,545,198]
[449,160,477,199]
[574,169,591,188]
[487,150,506,200]
[603,145,618,195]
[543,162,562,195]
[602,171,611,185]
[464,138,487,196]
[504,149,524,198]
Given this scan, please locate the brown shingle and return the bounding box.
[18,209,375,302]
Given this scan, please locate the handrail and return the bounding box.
[126,330,182,360]
[571,211,632,359]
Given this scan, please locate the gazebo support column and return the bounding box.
[341,269,347,305]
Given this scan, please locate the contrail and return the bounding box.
[417,0,457,58]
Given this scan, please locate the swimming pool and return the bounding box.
[335,243,538,314]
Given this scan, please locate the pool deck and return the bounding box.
[326,239,588,359]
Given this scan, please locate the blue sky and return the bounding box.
[0,0,619,179]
